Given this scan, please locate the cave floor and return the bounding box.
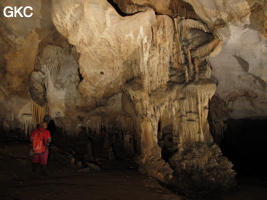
[0,143,267,200]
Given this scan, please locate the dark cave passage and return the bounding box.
[158,124,175,163]
[221,118,267,179]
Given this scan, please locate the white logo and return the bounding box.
[3,6,33,18]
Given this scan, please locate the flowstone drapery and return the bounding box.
[50,0,236,192]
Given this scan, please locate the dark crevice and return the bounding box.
[107,0,128,16]
[77,68,84,82]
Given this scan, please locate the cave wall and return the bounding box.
[208,1,267,119]
[1,0,267,193]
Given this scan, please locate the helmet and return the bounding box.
[41,121,48,127]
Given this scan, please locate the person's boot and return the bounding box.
[41,165,47,178]
[32,163,38,177]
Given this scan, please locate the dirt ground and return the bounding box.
[1,143,267,200]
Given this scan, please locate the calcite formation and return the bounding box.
[1,0,267,194]
[51,0,156,99]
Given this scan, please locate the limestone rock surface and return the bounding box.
[208,1,267,119]
[1,0,267,194]
[51,0,156,98]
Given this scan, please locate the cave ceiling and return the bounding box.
[0,0,266,123]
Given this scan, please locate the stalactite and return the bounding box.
[197,88,204,138]
[143,39,151,91]
[211,120,225,146]
[187,48,194,78]
[194,59,199,81]
[184,65,189,83]
[21,114,34,136]
[181,17,186,40]
[30,99,46,126]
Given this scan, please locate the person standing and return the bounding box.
[30,121,52,177]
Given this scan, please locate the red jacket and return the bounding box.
[31,127,51,146]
